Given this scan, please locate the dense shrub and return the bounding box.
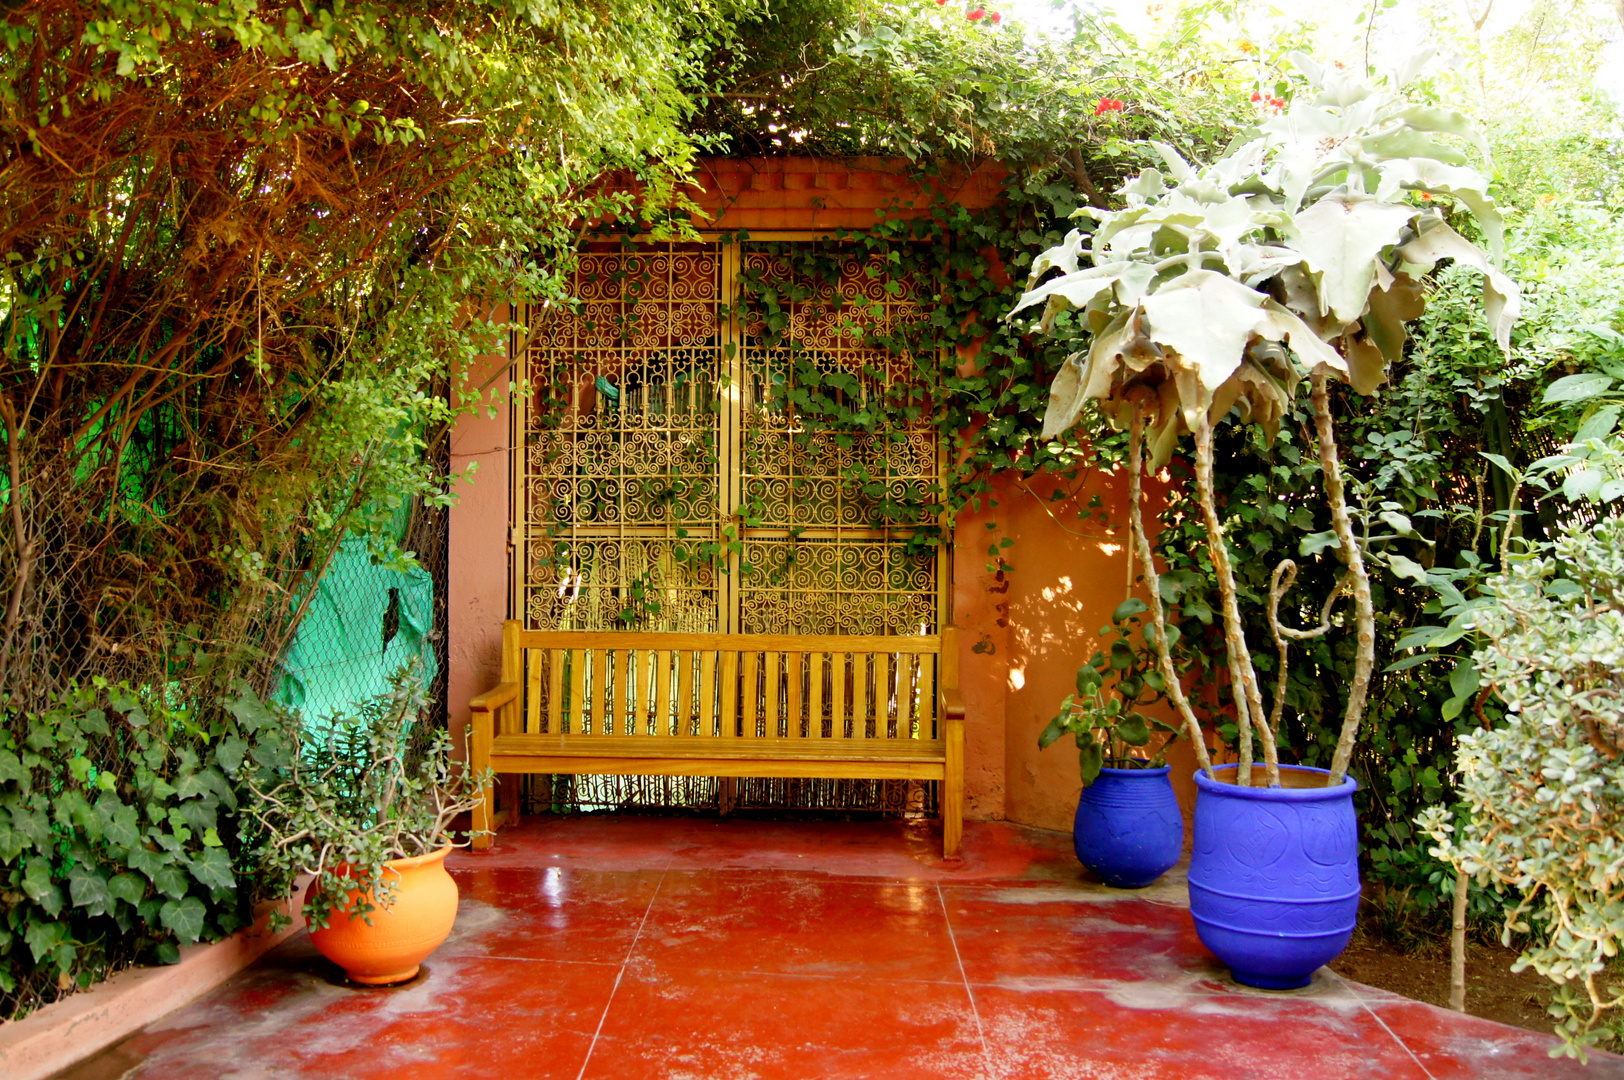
[1422,518,1624,1058]
[0,677,293,1017]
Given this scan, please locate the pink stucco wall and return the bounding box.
[446,312,511,753]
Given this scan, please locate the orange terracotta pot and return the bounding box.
[306,845,458,986]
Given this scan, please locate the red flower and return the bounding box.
[966,6,985,19]
[1250,91,1262,102]
[1268,96,1286,109]
[1094,97,1124,115]
[989,10,1001,22]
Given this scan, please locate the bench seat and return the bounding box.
[468,623,965,856]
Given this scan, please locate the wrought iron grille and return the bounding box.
[513,237,945,816]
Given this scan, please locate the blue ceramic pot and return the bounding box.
[1072,765,1184,888]
[1189,764,1360,990]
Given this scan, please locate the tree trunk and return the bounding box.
[1450,867,1469,1012]
[1128,408,1214,778]
[1311,372,1376,784]
[1192,418,1278,786]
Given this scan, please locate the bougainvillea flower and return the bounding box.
[1250,91,1262,102]
[989,10,1001,22]
[966,6,985,19]
[1094,97,1124,115]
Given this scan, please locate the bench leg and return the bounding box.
[470,706,495,850]
[943,716,964,859]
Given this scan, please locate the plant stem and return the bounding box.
[1192,417,1279,786]
[1450,866,1469,1012]
[1128,406,1214,779]
[1312,371,1375,783]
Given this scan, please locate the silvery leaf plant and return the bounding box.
[1009,52,1519,788]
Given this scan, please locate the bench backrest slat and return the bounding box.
[500,624,943,743]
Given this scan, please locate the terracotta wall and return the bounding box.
[954,470,1211,834]
[446,311,511,753]
[444,158,1211,834]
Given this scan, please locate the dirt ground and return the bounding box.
[1330,930,1557,1034]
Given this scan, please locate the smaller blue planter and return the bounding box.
[1189,764,1360,990]
[1073,765,1184,888]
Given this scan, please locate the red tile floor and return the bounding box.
[64,817,1624,1080]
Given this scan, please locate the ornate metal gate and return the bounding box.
[515,239,945,638]
[512,238,947,813]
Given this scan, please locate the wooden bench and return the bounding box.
[468,623,965,857]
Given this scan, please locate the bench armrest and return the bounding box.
[941,687,965,721]
[470,682,521,711]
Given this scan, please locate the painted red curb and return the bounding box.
[0,884,307,1080]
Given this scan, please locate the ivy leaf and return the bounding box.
[214,736,249,776]
[188,847,236,892]
[153,864,191,899]
[24,920,68,964]
[68,864,114,915]
[0,750,28,789]
[22,857,63,916]
[98,795,140,851]
[107,872,147,908]
[159,896,207,943]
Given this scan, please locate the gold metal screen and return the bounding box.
[516,239,945,637]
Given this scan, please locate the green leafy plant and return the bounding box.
[1420,517,1624,1060]
[0,675,294,1018]
[244,670,491,930]
[1039,598,1182,785]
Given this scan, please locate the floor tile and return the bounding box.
[1354,995,1624,1079]
[583,963,989,1080]
[441,865,663,964]
[973,982,1429,1080]
[87,938,619,1080]
[634,869,963,983]
[941,885,1216,990]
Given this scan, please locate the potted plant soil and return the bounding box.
[248,672,491,985]
[1040,600,1184,888]
[1011,54,1518,988]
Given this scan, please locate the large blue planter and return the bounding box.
[1073,765,1184,888]
[1189,764,1360,990]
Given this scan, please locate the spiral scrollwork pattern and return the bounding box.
[521,240,940,638]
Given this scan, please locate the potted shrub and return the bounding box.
[1010,53,1518,988]
[248,671,491,985]
[1041,600,1184,888]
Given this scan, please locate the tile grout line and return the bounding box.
[574,868,667,1080]
[937,882,993,1080]
[1327,969,1438,1080]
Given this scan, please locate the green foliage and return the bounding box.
[1421,518,1624,1060]
[0,673,293,1017]
[1037,598,1183,785]
[0,0,757,1019]
[243,670,489,931]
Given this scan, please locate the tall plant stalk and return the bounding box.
[1311,371,1377,784]
[1192,418,1281,787]
[1127,405,1216,779]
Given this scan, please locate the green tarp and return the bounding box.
[276,535,436,737]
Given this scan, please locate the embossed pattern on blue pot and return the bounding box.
[1189,764,1360,990]
[1072,765,1184,889]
